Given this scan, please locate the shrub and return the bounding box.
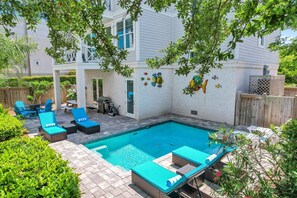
[0,113,24,142]
[0,137,80,197]
[216,119,297,197]
[0,104,8,115]
[0,75,76,87]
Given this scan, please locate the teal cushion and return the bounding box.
[132,161,186,193]
[43,126,66,135]
[172,146,210,165]
[78,120,100,128]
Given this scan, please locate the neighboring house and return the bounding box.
[53,1,280,125]
[10,19,53,76]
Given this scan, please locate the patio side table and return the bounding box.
[62,123,77,134]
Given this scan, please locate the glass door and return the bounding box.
[126,80,134,116]
[92,79,103,102]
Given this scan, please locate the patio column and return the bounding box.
[76,68,86,108]
[53,70,61,109]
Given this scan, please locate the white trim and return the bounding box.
[125,79,135,118]
[135,20,140,61]
[114,16,136,51]
[91,78,103,101]
[257,35,265,48]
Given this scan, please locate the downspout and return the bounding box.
[24,22,31,76]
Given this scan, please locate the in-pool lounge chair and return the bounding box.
[72,107,100,134]
[131,146,227,198]
[38,99,53,113]
[14,101,37,118]
[38,112,67,142]
[172,146,226,167]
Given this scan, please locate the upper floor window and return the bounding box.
[258,35,265,47]
[117,18,134,50]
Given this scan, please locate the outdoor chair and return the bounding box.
[38,111,67,142]
[38,99,53,113]
[71,107,100,134]
[131,146,228,198]
[14,101,37,118]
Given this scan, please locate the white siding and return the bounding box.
[139,9,173,61]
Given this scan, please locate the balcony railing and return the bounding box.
[57,45,99,65]
[104,0,112,11]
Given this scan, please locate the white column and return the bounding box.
[76,38,83,63]
[53,70,61,109]
[76,67,86,108]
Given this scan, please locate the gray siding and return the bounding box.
[139,9,173,61]
[10,20,53,75]
[238,31,280,66]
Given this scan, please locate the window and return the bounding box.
[258,35,265,47]
[117,18,134,49]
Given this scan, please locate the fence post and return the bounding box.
[293,95,297,118]
[263,93,268,127]
[234,91,242,126]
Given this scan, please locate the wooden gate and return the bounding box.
[235,92,297,127]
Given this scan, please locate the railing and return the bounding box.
[63,50,77,63]
[104,0,112,11]
[57,46,99,64]
[82,45,98,63]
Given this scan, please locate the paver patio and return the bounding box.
[24,109,247,198]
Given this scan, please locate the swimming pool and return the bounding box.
[84,121,221,170]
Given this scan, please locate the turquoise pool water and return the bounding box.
[84,121,221,170]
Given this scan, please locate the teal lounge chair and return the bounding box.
[72,107,100,134]
[38,99,53,113]
[172,146,233,167]
[14,101,36,118]
[132,146,228,197]
[39,112,67,142]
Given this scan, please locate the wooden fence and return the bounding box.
[235,92,297,127]
[284,87,297,97]
[0,87,67,108]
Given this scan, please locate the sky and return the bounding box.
[281,29,297,38]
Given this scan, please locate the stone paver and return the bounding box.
[24,110,249,197]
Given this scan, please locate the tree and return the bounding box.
[1,0,296,87]
[0,33,37,73]
[270,36,297,85]
[209,119,297,197]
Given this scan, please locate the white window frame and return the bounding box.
[115,17,135,51]
[92,78,103,101]
[258,35,265,48]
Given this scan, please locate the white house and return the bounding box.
[11,20,53,75]
[53,1,279,125]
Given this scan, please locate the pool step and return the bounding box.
[91,145,109,157]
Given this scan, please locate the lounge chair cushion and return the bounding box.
[77,120,100,128]
[132,161,185,193]
[43,126,66,135]
[172,146,210,165]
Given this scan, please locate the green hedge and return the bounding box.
[0,75,76,87]
[0,113,24,142]
[0,137,80,197]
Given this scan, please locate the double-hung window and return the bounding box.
[117,18,134,50]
